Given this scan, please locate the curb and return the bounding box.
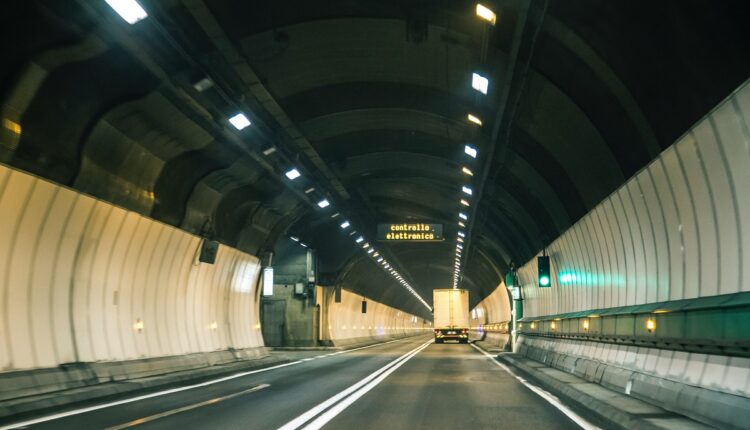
[495,354,708,430]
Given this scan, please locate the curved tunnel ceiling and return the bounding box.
[1,0,749,319]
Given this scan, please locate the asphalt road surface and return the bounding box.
[4,336,587,430]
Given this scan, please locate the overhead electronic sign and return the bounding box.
[377,223,443,242]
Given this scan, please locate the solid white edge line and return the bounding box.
[0,336,427,430]
[278,339,433,430]
[470,343,601,430]
[300,341,431,430]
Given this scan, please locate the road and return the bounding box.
[4,336,588,430]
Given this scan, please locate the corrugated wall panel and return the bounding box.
[518,80,750,317]
[0,164,263,371]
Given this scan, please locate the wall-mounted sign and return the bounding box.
[262,267,274,296]
[377,223,443,241]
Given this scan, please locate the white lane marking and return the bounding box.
[278,340,432,430]
[470,343,601,430]
[104,384,270,430]
[298,341,431,430]
[0,337,426,430]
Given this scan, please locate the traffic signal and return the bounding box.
[538,255,551,287]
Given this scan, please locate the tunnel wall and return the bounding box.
[517,80,750,317]
[471,282,512,325]
[320,287,430,347]
[0,163,264,372]
[469,282,512,350]
[505,81,750,426]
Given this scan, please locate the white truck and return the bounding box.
[432,289,470,343]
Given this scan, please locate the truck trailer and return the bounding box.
[432,289,470,343]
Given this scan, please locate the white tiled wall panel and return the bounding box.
[327,289,428,341]
[470,281,512,325]
[0,164,264,371]
[517,80,750,317]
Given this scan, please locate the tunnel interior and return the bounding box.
[1,1,750,428]
[2,0,748,321]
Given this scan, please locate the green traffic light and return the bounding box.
[539,275,550,286]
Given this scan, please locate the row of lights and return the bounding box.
[523,317,657,334]
[108,0,488,305]
[453,3,496,289]
[104,0,337,214]
[291,217,431,310]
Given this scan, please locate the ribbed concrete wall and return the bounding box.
[324,288,429,343]
[517,80,750,317]
[0,163,264,371]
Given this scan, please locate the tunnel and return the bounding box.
[0,1,749,429]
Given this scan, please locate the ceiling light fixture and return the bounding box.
[462,186,473,195]
[472,72,489,94]
[317,199,330,208]
[462,167,474,176]
[285,168,301,180]
[106,0,148,24]
[460,199,470,206]
[476,4,497,25]
[465,145,478,158]
[228,113,251,130]
[467,114,483,126]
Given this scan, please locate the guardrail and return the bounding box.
[518,291,750,357]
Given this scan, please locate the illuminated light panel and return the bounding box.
[373,252,379,257]
[367,248,374,254]
[228,113,251,130]
[262,147,276,156]
[305,188,315,194]
[467,114,483,126]
[462,167,473,176]
[106,0,148,24]
[458,231,465,237]
[457,244,463,249]
[465,145,478,158]
[457,237,464,243]
[460,199,470,206]
[475,3,497,25]
[330,212,340,218]
[340,220,350,229]
[356,236,364,243]
[459,212,468,220]
[300,243,308,248]
[462,186,473,195]
[193,77,213,92]
[290,236,299,242]
[317,199,330,208]
[458,221,466,228]
[285,168,301,180]
[471,72,489,94]
[3,119,22,135]
[362,242,370,249]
